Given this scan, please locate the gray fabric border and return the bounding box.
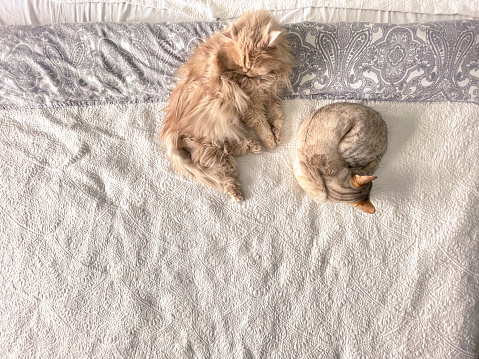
[0,20,478,109]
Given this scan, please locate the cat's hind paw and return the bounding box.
[226,185,244,203]
[248,141,263,154]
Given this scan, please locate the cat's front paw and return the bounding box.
[271,124,282,144]
[262,136,277,150]
[220,73,233,82]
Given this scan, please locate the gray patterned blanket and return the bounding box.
[1,20,478,108]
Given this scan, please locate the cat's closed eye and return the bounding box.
[234,53,272,77]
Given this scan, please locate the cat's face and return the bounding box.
[219,12,289,78]
[226,33,282,77]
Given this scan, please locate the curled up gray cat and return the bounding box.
[294,102,388,214]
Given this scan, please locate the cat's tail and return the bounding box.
[293,110,328,203]
[160,131,243,202]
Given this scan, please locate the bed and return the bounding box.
[1,0,478,358]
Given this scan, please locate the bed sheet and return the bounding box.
[52,0,479,20]
[1,0,477,25]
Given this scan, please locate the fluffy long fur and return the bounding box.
[160,11,293,201]
[294,102,388,214]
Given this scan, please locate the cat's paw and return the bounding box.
[271,125,282,144]
[226,185,244,203]
[262,136,277,150]
[220,73,233,82]
[248,141,263,154]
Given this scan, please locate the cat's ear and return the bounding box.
[221,30,233,39]
[350,174,377,189]
[268,30,282,47]
[350,199,376,214]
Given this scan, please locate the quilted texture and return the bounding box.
[1,99,478,358]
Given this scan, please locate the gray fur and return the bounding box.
[294,102,388,206]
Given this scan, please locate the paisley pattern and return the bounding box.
[286,21,479,102]
[0,20,478,108]
[0,22,224,108]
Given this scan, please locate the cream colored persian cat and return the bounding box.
[294,102,388,214]
[160,11,293,202]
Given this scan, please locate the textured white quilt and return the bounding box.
[1,98,478,357]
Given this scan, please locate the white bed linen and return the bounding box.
[1,98,478,357]
[51,0,479,20]
[1,0,477,25]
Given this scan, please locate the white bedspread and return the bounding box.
[1,98,478,357]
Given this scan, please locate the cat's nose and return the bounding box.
[242,67,249,73]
